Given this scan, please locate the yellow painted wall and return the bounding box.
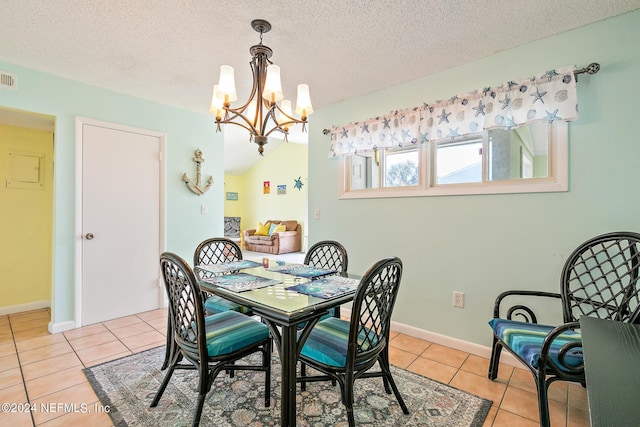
[0,124,54,308]
[242,142,308,248]
[223,174,245,218]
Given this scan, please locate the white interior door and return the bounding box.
[81,121,163,325]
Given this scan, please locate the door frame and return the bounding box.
[74,116,166,327]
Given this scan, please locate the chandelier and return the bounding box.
[210,19,313,155]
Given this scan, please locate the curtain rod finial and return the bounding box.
[574,62,600,81]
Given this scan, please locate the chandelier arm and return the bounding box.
[215,119,255,135]
[257,98,271,136]
[272,104,308,128]
[263,126,287,138]
[255,54,268,135]
[258,103,281,136]
[221,108,259,130]
[217,110,260,135]
[264,126,289,143]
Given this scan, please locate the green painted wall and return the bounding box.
[308,10,640,346]
[0,62,224,327]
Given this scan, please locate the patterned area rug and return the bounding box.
[84,346,492,426]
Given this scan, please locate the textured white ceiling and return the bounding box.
[1,1,639,173]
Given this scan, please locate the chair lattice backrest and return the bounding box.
[304,241,349,272]
[561,232,640,324]
[349,258,402,361]
[193,238,242,279]
[160,252,205,359]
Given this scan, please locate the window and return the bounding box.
[347,147,420,190]
[340,121,567,198]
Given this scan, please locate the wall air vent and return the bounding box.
[0,71,17,90]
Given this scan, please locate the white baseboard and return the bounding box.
[0,300,50,316]
[341,308,521,368]
[391,320,521,368]
[48,320,76,334]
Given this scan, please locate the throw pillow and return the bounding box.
[268,223,278,235]
[273,224,286,234]
[255,222,271,236]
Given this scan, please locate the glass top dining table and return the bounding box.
[198,258,361,427]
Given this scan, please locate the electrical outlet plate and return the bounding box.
[453,291,464,308]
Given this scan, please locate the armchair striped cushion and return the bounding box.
[489,318,583,371]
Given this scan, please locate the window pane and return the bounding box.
[349,152,377,190]
[436,139,482,184]
[487,123,549,181]
[384,149,419,187]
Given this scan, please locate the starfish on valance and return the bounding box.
[329,65,578,157]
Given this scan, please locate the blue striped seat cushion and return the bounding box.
[300,317,378,368]
[489,318,583,371]
[204,310,268,357]
[204,295,252,315]
[297,308,338,330]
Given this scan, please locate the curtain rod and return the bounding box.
[321,62,600,135]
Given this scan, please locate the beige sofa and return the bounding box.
[243,220,302,254]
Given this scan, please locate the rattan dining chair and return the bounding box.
[303,240,349,320]
[488,231,640,427]
[297,257,409,427]
[305,240,349,273]
[161,237,252,370]
[193,237,253,315]
[152,252,271,427]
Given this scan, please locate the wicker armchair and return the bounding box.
[297,257,409,427]
[488,231,640,427]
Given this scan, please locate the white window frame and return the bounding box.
[339,121,568,199]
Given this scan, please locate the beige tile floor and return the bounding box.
[0,308,590,426]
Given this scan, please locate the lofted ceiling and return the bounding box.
[1,1,639,174]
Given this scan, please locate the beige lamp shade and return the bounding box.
[295,84,313,116]
[209,85,224,117]
[216,65,238,102]
[263,64,284,103]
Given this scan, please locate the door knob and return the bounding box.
[85,233,95,240]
